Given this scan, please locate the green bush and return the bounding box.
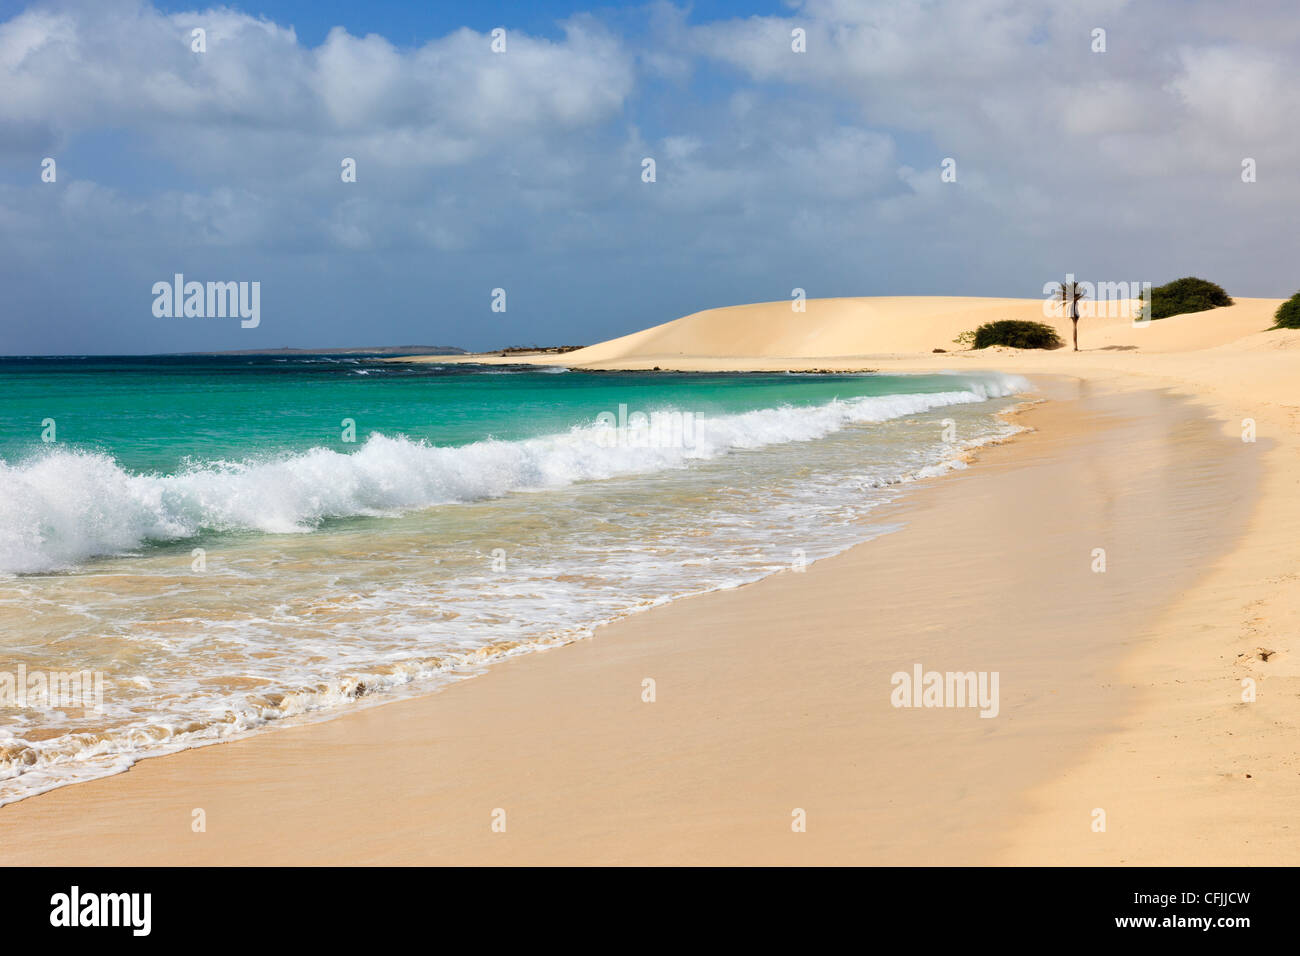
[1149,277,1233,319]
[1273,292,1300,329]
[972,320,1063,350]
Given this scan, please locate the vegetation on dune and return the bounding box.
[1148,277,1233,319]
[972,320,1063,350]
[1273,292,1300,329]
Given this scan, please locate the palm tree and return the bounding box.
[1057,277,1087,351]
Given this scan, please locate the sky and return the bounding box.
[1,0,1297,354]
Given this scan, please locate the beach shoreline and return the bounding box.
[3,357,1288,865]
[7,0,1300,884]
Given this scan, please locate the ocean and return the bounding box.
[0,356,1029,803]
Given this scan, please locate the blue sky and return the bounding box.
[141,1,797,47]
[1,0,1297,354]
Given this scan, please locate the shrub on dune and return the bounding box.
[972,320,1063,350]
[1149,277,1233,319]
[1273,292,1300,329]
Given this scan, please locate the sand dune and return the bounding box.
[424,295,1286,370]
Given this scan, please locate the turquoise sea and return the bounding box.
[0,356,1029,803]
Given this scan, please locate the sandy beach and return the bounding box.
[1,295,1295,865]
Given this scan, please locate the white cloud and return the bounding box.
[0,4,633,153]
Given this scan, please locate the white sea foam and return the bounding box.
[0,374,1028,574]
